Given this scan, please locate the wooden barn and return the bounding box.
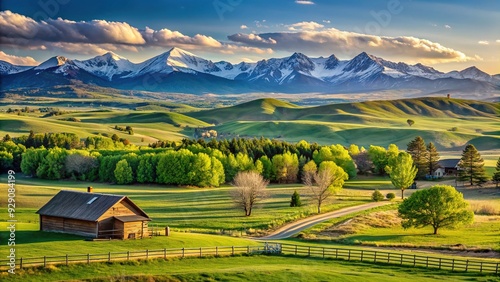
[36,188,151,239]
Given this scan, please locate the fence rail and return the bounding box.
[280,244,500,275]
[1,243,499,275]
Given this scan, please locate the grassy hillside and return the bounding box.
[189,97,500,150]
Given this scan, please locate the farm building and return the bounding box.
[437,159,461,176]
[36,188,151,239]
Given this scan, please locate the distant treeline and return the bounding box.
[1,133,408,187]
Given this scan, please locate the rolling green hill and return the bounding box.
[189,97,500,150]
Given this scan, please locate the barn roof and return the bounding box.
[36,190,150,222]
[115,215,151,222]
[438,159,461,168]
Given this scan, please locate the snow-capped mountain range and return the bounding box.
[1,47,499,94]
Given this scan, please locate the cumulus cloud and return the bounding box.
[444,25,452,29]
[478,41,489,45]
[228,28,479,63]
[0,51,39,65]
[295,0,315,4]
[240,25,248,29]
[288,21,324,31]
[0,10,270,56]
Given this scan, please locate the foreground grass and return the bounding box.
[2,255,498,282]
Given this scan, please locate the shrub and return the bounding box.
[371,189,384,202]
[386,192,396,201]
[290,190,302,207]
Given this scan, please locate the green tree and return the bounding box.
[272,152,299,183]
[114,159,133,184]
[493,157,500,188]
[137,153,156,183]
[302,160,317,182]
[407,119,415,127]
[457,144,489,185]
[398,185,474,234]
[21,148,47,176]
[386,152,417,199]
[0,151,14,171]
[36,147,68,179]
[407,136,429,179]
[371,189,384,202]
[368,145,388,175]
[290,190,302,207]
[348,144,360,156]
[258,155,273,180]
[427,142,440,176]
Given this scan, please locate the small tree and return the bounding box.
[303,161,348,213]
[457,144,488,186]
[386,152,417,199]
[114,159,133,184]
[386,192,396,201]
[493,157,500,188]
[231,171,269,216]
[290,190,302,207]
[407,136,428,179]
[398,185,474,235]
[371,189,384,202]
[407,119,415,127]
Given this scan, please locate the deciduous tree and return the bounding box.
[231,171,269,216]
[114,159,133,185]
[386,152,417,199]
[303,161,347,213]
[398,185,473,234]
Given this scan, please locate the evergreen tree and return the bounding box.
[493,157,500,188]
[290,190,302,207]
[407,136,429,179]
[458,144,488,186]
[427,142,440,176]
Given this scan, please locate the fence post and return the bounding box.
[452,259,455,271]
[146,249,149,260]
[163,248,167,259]
[480,262,483,273]
[387,253,390,263]
[374,251,377,262]
[335,248,338,259]
[439,258,442,269]
[66,254,68,266]
[87,254,90,264]
[465,260,468,271]
[247,246,249,254]
[216,246,218,256]
[44,256,46,268]
[200,247,202,258]
[295,245,298,255]
[127,251,130,261]
[232,246,234,256]
[496,263,498,274]
[348,250,351,260]
[426,257,429,268]
[20,257,23,269]
[413,255,416,267]
[322,247,325,259]
[108,252,111,262]
[400,254,403,265]
[308,247,311,257]
[360,250,363,261]
[182,248,185,258]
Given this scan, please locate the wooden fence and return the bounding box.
[280,244,500,275]
[1,243,499,275]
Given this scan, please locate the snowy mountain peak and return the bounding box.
[0,60,33,75]
[458,66,493,82]
[34,56,70,70]
[282,52,315,72]
[73,52,135,80]
[324,54,340,69]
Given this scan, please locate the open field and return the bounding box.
[1,97,498,150]
[2,254,499,282]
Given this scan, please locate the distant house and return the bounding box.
[36,188,151,239]
[437,159,461,176]
[433,167,446,178]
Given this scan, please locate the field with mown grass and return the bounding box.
[2,254,499,282]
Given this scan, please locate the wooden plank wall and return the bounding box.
[41,215,97,237]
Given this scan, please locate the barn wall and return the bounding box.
[98,201,137,221]
[116,221,148,239]
[40,215,97,237]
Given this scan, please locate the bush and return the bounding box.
[371,189,384,202]
[386,192,396,201]
[290,190,302,207]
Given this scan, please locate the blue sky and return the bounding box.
[1,0,499,73]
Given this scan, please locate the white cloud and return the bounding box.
[322,20,331,24]
[0,10,270,56]
[228,28,479,63]
[288,21,324,31]
[444,25,452,29]
[478,41,489,45]
[295,0,315,4]
[240,25,248,29]
[0,51,39,65]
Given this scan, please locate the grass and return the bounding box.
[2,254,499,282]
